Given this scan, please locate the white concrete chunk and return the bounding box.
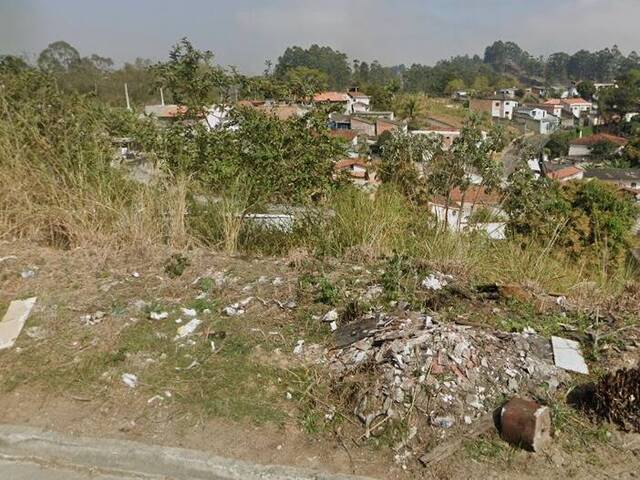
[551,336,588,374]
[0,297,37,350]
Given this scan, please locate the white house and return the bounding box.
[348,91,371,113]
[568,133,628,157]
[491,97,519,120]
[561,98,592,118]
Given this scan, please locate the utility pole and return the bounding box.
[124,83,131,111]
[160,87,165,106]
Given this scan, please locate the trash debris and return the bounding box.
[174,319,202,341]
[421,272,453,291]
[328,309,568,441]
[552,336,589,374]
[0,297,37,350]
[149,311,169,321]
[181,307,197,317]
[20,269,36,279]
[121,373,138,388]
[80,310,106,326]
[25,326,47,340]
[322,309,338,323]
[500,398,552,452]
[293,340,305,355]
[223,297,253,316]
[592,367,640,433]
[131,271,140,278]
[330,321,338,332]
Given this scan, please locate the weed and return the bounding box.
[164,253,190,278]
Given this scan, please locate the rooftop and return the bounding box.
[584,168,640,181]
[314,92,350,103]
[569,133,628,146]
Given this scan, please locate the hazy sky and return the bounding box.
[2,0,639,73]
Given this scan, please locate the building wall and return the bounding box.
[568,144,591,157]
[351,118,376,136]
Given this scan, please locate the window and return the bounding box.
[495,102,500,107]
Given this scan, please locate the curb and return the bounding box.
[0,425,375,480]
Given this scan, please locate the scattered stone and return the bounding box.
[293,340,305,355]
[500,398,552,452]
[322,309,338,323]
[131,272,140,278]
[432,416,455,429]
[25,326,47,340]
[363,284,384,300]
[174,319,202,341]
[149,311,169,321]
[80,310,106,326]
[421,272,453,291]
[223,297,253,316]
[0,298,37,350]
[272,277,284,286]
[121,373,138,388]
[552,336,589,374]
[330,321,338,332]
[20,269,36,279]
[181,307,197,317]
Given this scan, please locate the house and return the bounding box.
[470,96,519,120]
[584,169,640,190]
[532,86,547,97]
[428,186,506,239]
[348,90,371,113]
[543,164,584,183]
[328,113,352,130]
[334,158,377,186]
[568,133,628,157]
[254,103,306,121]
[411,126,461,150]
[328,129,360,156]
[143,104,192,125]
[513,107,559,134]
[314,91,352,114]
[376,118,407,136]
[542,99,564,118]
[594,82,617,91]
[561,98,592,118]
[496,87,517,99]
[350,117,377,137]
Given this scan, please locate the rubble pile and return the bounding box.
[327,310,569,437]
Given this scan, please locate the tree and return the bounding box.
[37,41,80,72]
[275,45,351,90]
[472,76,491,96]
[577,80,596,101]
[445,78,466,95]
[378,131,437,203]
[0,55,30,74]
[153,38,234,117]
[284,66,328,102]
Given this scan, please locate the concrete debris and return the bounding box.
[293,340,305,355]
[223,297,253,316]
[421,272,453,291]
[131,271,140,278]
[181,308,197,317]
[552,336,589,374]
[149,311,169,321]
[174,319,202,341]
[330,321,338,332]
[80,311,106,326]
[20,269,36,279]
[0,297,37,350]
[328,309,568,439]
[322,309,338,323]
[121,373,138,388]
[272,277,284,286]
[500,398,552,452]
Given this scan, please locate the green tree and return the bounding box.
[577,80,596,101]
[471,76,491,96]
[37,41,80,72]
[0,55,30,74]
[275,45,351,90]
[284,66,328,102]
[445,78,466,95]
[153,38,234,117]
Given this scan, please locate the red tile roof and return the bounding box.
[544,99,562,105]
[569,133,628,146]
[334,158,368,170]
[547,165,583,180]
[447,186,501,206]
[561,98,591,106]
[314,92,350,103]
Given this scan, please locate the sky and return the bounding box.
[2,0,640,73]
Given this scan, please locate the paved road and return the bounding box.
[0,424,373,480]
[0,458,129,480]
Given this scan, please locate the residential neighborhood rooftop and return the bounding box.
[584,168,640,181]
[569,133,629,146]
